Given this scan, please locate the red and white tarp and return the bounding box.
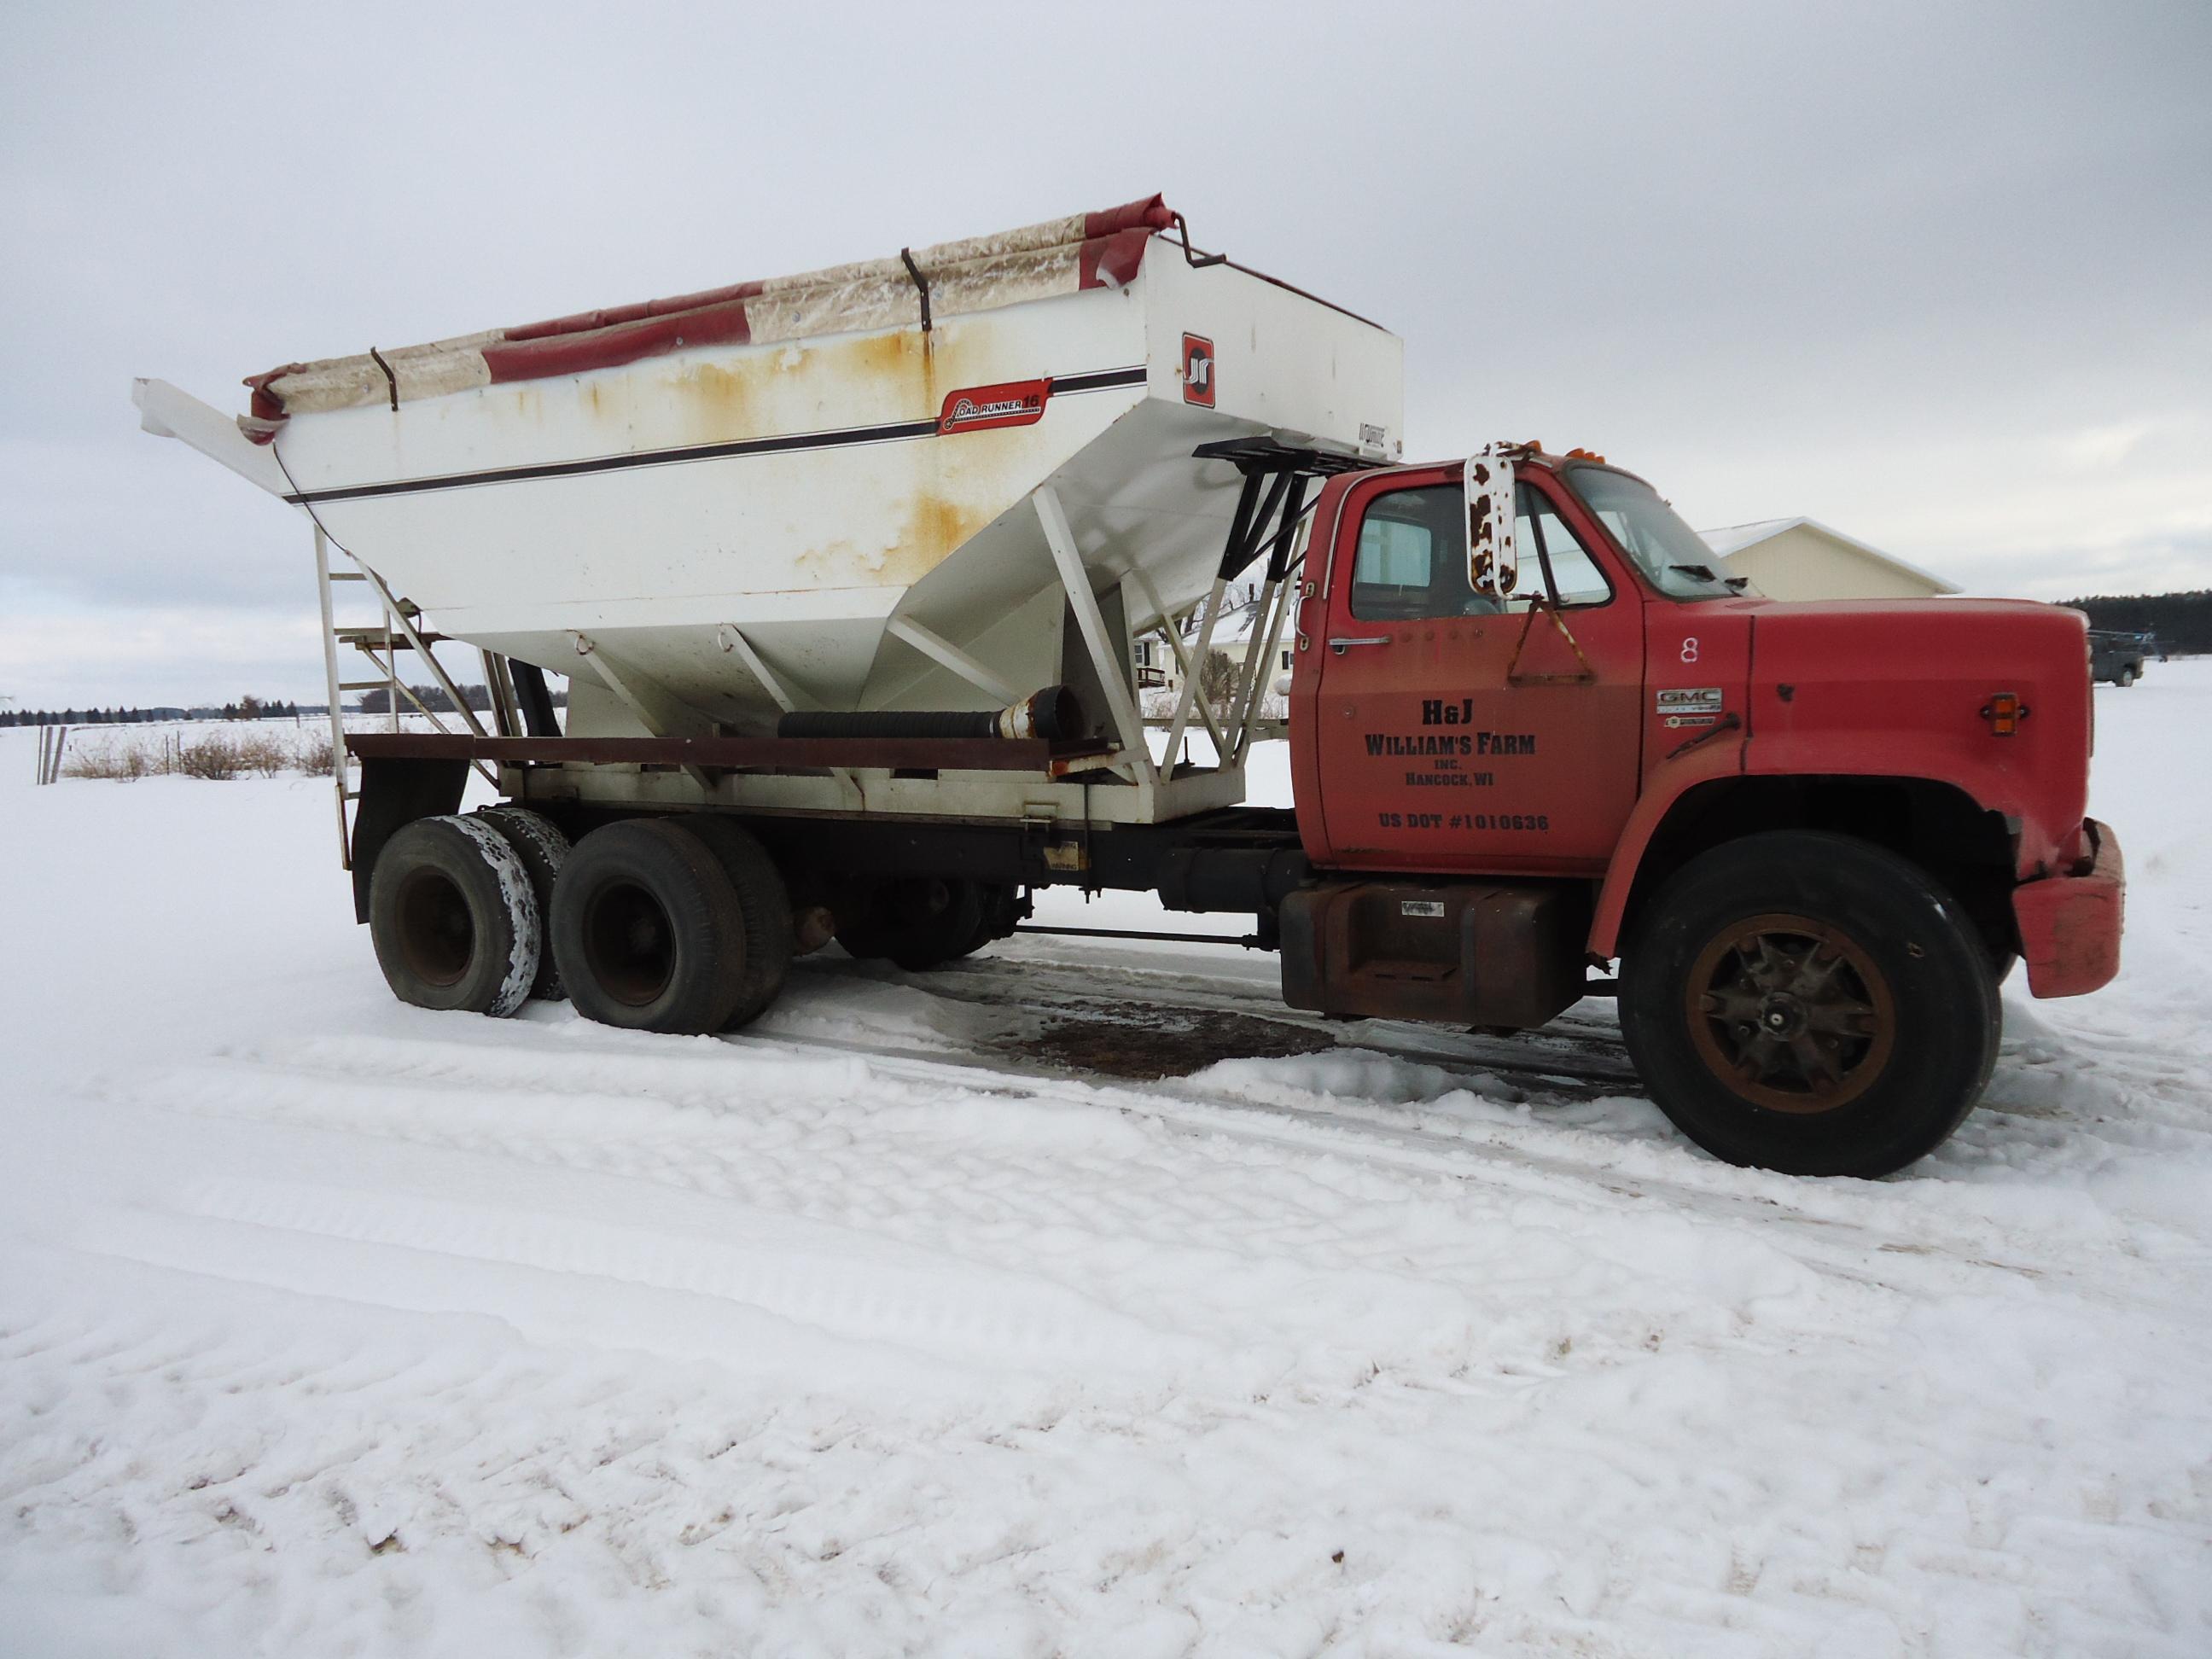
[244,197,1177,435]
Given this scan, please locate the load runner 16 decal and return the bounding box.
[936,379,1052,436]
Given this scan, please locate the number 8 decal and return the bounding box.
[1680,637,1700,664]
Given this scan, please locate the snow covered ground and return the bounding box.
[3,667,2209,1656]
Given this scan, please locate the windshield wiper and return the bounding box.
[1670,562,1750,591]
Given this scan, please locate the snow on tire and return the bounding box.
[474,806,571,1000]
[368,814,541,1019]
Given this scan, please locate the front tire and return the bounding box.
[1620,831,1998,1178]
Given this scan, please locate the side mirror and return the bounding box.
[1466,452,1517,602]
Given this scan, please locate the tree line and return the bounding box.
[4,679,570,728]
[2062,590,2209,655]
[0,697,310,728]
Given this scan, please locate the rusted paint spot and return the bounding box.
[675,360,760,440]
[649,323,1004,448]
[791,488,995,589]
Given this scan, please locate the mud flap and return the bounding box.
[351,755,471,922]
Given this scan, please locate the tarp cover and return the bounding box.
[245,197,1176,434]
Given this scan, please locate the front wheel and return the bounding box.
[1620,831,1998,1178]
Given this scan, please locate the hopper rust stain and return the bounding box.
[791,490,994,591]
[658,323,997,447]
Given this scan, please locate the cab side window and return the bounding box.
[1349,485,1492,620]
[1348,480,1611,619]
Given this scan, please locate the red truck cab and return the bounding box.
[1283,446,2122,1175]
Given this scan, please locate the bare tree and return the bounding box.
[1196,649,1240,724]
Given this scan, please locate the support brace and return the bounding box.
[714,623,861,802]
[573,634,718,790]
[1033,485,1156,786]
[1125,565,1230,759]
[885,614,1021,705]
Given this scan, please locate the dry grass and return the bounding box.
[232,731,293,778]
[61,744,152,781]
[52,726,350,783]
[175,735,242,780]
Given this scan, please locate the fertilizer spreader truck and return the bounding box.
[137,195,2123,1177]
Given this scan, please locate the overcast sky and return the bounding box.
[3,0,2206,707]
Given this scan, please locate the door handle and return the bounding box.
[1328,636,1391,655]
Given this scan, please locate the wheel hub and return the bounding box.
[1757,994,1807,1040]
[585,879,678,1007]
[395,868,475,988]
[1686,912,1896,1115]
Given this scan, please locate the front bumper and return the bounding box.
[2012,818,2124,998]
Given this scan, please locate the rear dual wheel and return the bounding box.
[834,878,1019,970]
[1621,831,1999,1178]
[550,817,794,1035]
[369,815,542,1017]
[475,806,569,999]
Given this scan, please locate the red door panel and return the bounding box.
[1310,467,1646,875]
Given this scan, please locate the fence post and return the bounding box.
[38,724,69,786]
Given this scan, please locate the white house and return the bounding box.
[1699,517,1960,601]
[1137,585,1295,700]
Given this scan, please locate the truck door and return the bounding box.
[1308,464,1645,873]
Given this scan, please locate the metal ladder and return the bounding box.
[314,526,512,867]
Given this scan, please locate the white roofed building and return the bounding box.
[1698,517,1960,601]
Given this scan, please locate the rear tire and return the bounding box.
[369,815,540,1017]
[1620,830,1997,1178]
[835,877,986,971]
[953,882,1024,959]
[669,814,795,1028]
[474,806,570,1000]
[550,819,748,1034]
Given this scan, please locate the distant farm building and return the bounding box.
[1699,517,1960,601]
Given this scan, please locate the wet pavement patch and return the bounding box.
[1010,1003,1334,1081]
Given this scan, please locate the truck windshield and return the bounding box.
[1563,466,1741,602]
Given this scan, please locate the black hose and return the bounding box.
[777,684,1083,742]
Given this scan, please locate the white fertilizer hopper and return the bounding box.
[137,197,1400,816]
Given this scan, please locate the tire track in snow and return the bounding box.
[97,1022,2136,1320]
[77,1173,1208,1391]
